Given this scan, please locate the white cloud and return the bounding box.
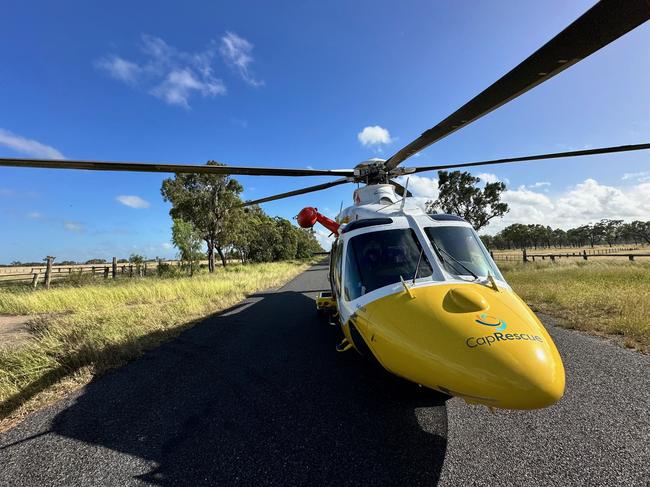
[151,69,225,108]
[622,171,650,182]
[395,175,439,200]
[485,178,650,233]
[161,242,173,250]
[477,173,500,184]
[27,212,44,219]
[116,195,150,209]
[528,181,551,188]
[63,221,84,232]
[392,174,650,233]
[95,56,141,85]
[220,32,263,87]
[0,129,64,159]
[313,228,334,251]
[358,126,393,148]
[96,34,228,108]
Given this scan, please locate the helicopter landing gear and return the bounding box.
[336,338,353,352]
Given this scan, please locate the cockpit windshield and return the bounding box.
[424,226,503,280]
[344,229,432,300]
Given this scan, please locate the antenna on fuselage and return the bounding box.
[400,178,410,211]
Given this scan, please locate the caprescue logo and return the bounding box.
[475,313,507,331]
[466,332,544,348]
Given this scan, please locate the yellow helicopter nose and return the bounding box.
[350,283,565,410]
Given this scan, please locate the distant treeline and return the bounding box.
[224,206,323,263]
[481,219,650,250]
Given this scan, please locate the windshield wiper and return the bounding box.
[430,240,478,280]
[412,246,424,284]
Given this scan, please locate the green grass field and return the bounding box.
[500,260,650,352]
[0,261,312,426]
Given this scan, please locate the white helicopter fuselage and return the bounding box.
[324,184,565,410]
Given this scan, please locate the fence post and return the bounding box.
[629,255,635,261]
[112,257,117,279]
[104,267,109,279]
[129,265,133,278]
[522,248,528,263]
[44,256,54,289]
[31,272,40,290]
[92,266,96,276]
[583,250,588,260]
[143,262,148,276]
[550,255,555,262]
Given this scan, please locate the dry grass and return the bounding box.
[0,261,312,427]
[500,259,650,352]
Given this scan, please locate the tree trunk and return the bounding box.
[216,246,227,267]
[206,239,215,273]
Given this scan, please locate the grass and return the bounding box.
[500,259,650,352]
[0,260,313,426]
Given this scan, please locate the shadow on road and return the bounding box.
[47,286,448,485]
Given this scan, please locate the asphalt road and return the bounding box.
[0,261,648,486]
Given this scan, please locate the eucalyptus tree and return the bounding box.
[427,170,509,231]
[161,161,243,271]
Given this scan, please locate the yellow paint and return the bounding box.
[347,282,565,410]
[316,293,336,310]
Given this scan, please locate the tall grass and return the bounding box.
[500,260,650,351]
[0,261,312,423]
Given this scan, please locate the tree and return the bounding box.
[273,217,299,261]
[626,220,650,244]
[295,228,323,258]
[129,254,145,264]
[596,219,623,247]
[171,218,204,276]
[427,170,509,230]
[551,228,567,248]
[161,161,243,271]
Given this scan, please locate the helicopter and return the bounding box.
[1,0,649,410]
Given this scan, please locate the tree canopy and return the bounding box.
[427,170,509,230]
[171,218,204,275]
[162,164,323,270]
[161,161,243,271]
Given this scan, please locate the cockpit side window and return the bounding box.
[331,240,343,297]
[344,242,363,301]
[343,229,433,300]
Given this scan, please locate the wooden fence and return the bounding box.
[0,257,193,289]
[490,246,649,263]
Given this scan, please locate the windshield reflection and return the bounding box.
[424,226,503,280]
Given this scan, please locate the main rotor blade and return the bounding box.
[390,179,413,197]
[384,0,650,171]
[241,178,351,207]
[404,143,650,174]
[0,157,355,178]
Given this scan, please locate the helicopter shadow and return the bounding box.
[47,286,448,486]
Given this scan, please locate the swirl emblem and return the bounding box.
[475,313,507,331]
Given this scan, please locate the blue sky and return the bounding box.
[1,0,649,262]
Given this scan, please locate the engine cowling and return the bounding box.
[297,207,340,235]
